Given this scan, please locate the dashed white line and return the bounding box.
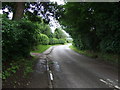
[114,85,120,90]
[50,71,53,81]
[100,79,120,90]
[100,79,108,84]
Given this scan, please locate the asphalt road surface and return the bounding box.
[47,44,119,89]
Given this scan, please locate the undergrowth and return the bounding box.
[69,45,119,66]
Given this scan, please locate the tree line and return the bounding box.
[59,2,120,54]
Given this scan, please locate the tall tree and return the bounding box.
[59,2,120,53]
[2,2,64,21]
[13,2,25,20]
[54,28,67,39]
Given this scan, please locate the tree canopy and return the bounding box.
[2,2,64,22]
[59,2,120,54]
[54,28,67,39]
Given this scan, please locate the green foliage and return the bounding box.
[2,57,36,80]
[38,33,49,45]
[2,62,20,80]
[100,35,120,54]
[69,45,96,57]
[23,60,34,76]
[60,2,120,54]
[58,39,66,44]
[54,28,67,39]
[2,15,39,61]
[31,45,52,53]
[69,45,119,65]
[49,38,65,45]
[24,11,42,23]
[48,28,67,45]
[36,22,52,38]
[66,38,73,43]
[2,14,66,62]
[49,38,58,45]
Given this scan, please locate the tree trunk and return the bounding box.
[13,2,25,20]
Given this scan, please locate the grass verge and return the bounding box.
[69,45,96,57]
[31,44,64,54]
[31,45,52,53]
[69,45,119,65]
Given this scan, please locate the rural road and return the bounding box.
[47,44,119,89]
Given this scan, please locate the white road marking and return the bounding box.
[100,79,120,90]
[100,79,108,84]
[114,85,120,89]
[107,79,114,83]
[50,71,53,81]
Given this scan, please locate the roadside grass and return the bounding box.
[98,53,119,65]
[31,44,64,54]
[69,45,96,57]
[31,45,52,53]
[69,45,119,65]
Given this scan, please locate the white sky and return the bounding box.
[0,8,13,19]
[0,10,2,14]
[50,0,65,5]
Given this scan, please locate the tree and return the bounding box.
[54,28,67,39]
[2,2,64,22]
[13,2,25,20]
[38,33,49,45]
[2,2,25,20]
[2,16,39,61]
[59,2,120,53]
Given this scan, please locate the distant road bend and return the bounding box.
[47,44,119,89]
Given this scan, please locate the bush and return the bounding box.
[38,33,49,45]
[58,39,66,44]
[66,38,73,43]
[100,34,120,54]
[49,38,58,45]
[49,38,57,45]
[49,38,66,45]
[2,16,39,61]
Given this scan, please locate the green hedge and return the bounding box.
[49,38,65,45]
[2,15,38,61]
[38,33,49,45]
